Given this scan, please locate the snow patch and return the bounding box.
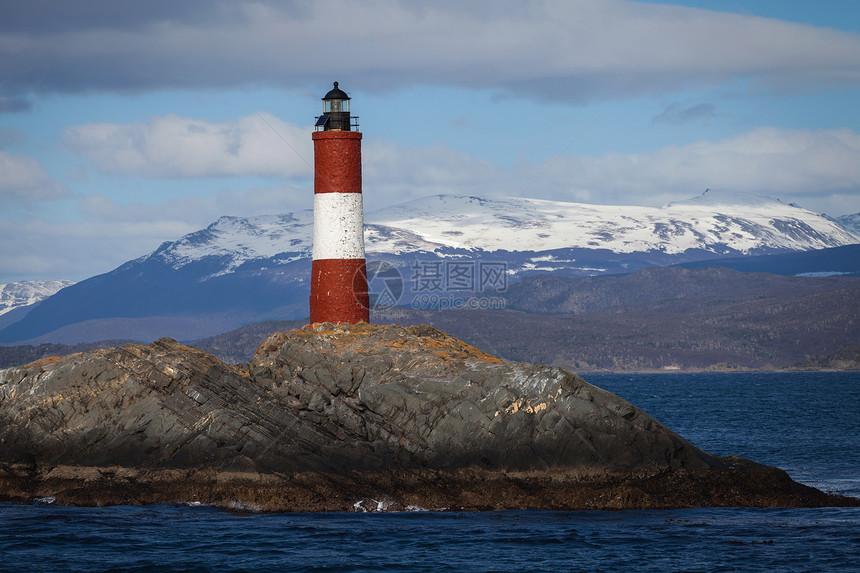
[0,280,75,316]
[795,271,852,277]
[366,193,857,255]
[153,212,314,276]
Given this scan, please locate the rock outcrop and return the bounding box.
[0,323,855,511]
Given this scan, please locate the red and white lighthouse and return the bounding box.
[309,82,370,324]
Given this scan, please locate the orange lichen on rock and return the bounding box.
[264,322,504,364]
[26,354,73,368]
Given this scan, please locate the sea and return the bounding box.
[1,372,857,572]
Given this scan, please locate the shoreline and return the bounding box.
[2,462,858,513]
[2,326,856,516]
[574,367,860,374]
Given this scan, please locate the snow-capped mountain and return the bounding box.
[0,280,74,316]
[835,212,860,236]
[137,213,314,279]
[139,191,857,275]
[2,191,857,345]
[366,191,857,255]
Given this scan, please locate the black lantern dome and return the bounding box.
[315,81,357,131]
[323,81,350,106]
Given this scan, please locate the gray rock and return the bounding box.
[0,325,718,475]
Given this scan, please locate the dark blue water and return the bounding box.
[1,372,858,573]
[589,371,860,498]
[1,505,857,572]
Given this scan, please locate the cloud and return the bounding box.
[653,102,719,125]
[362,140,503,210]
[0,214,194,283]
[58,102,860,212]
[0,127,27,148]
[0,181,315,283]
[2,1,859,103]
[363,126,860,215]
[0,0,228,34]
[77,184,311,226]
[63,112,860,213]
[533,127,860,212]
[64,113,314,179]
[0,96,34,114]
[363,126,860,210]
[4,123,858,283]
[0,150,70,205]
[62,107,509,206]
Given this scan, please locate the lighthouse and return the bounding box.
[309,82,370,324]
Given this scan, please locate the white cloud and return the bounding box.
[362,140,504,210]
[0,215,191,283]
[364,126,860,215]
[0,150,69,204]
[78,184,311,225]
[3,1,860,102]
[279,121,860,211]
[64,113,314,179]
[0,182,315,283]
[4,124,859,283]
[56,110,860,214]
[529,127,860,213]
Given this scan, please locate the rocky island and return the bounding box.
[0,323,855,511]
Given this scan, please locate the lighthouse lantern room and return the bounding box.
[315,81,358,132]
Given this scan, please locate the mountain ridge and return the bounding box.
[368,192,857,255]
[0,280,74,317]
[4,266,856,372]
[108,192,860,278]
[1,192,857,345]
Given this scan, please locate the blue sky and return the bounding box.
[2,0,860,283]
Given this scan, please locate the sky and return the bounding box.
[2,0,860,284]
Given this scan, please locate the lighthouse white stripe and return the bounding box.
[312,192,366,260]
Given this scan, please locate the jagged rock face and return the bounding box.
[0,323,716,475]
[252,324,717,472]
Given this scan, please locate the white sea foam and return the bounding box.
[224,500,262,512]
[353,498,396,512]
[180,501,206,508]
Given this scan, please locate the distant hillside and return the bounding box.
[3,267,856,372]
[190,319,307,364]
[501,265,859,314]
[0,322,309,370]
[192,267,860,372]
[676,244,860,277]
[0,339,137,369]
[2,191,857,346]
[794,346,860,370]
